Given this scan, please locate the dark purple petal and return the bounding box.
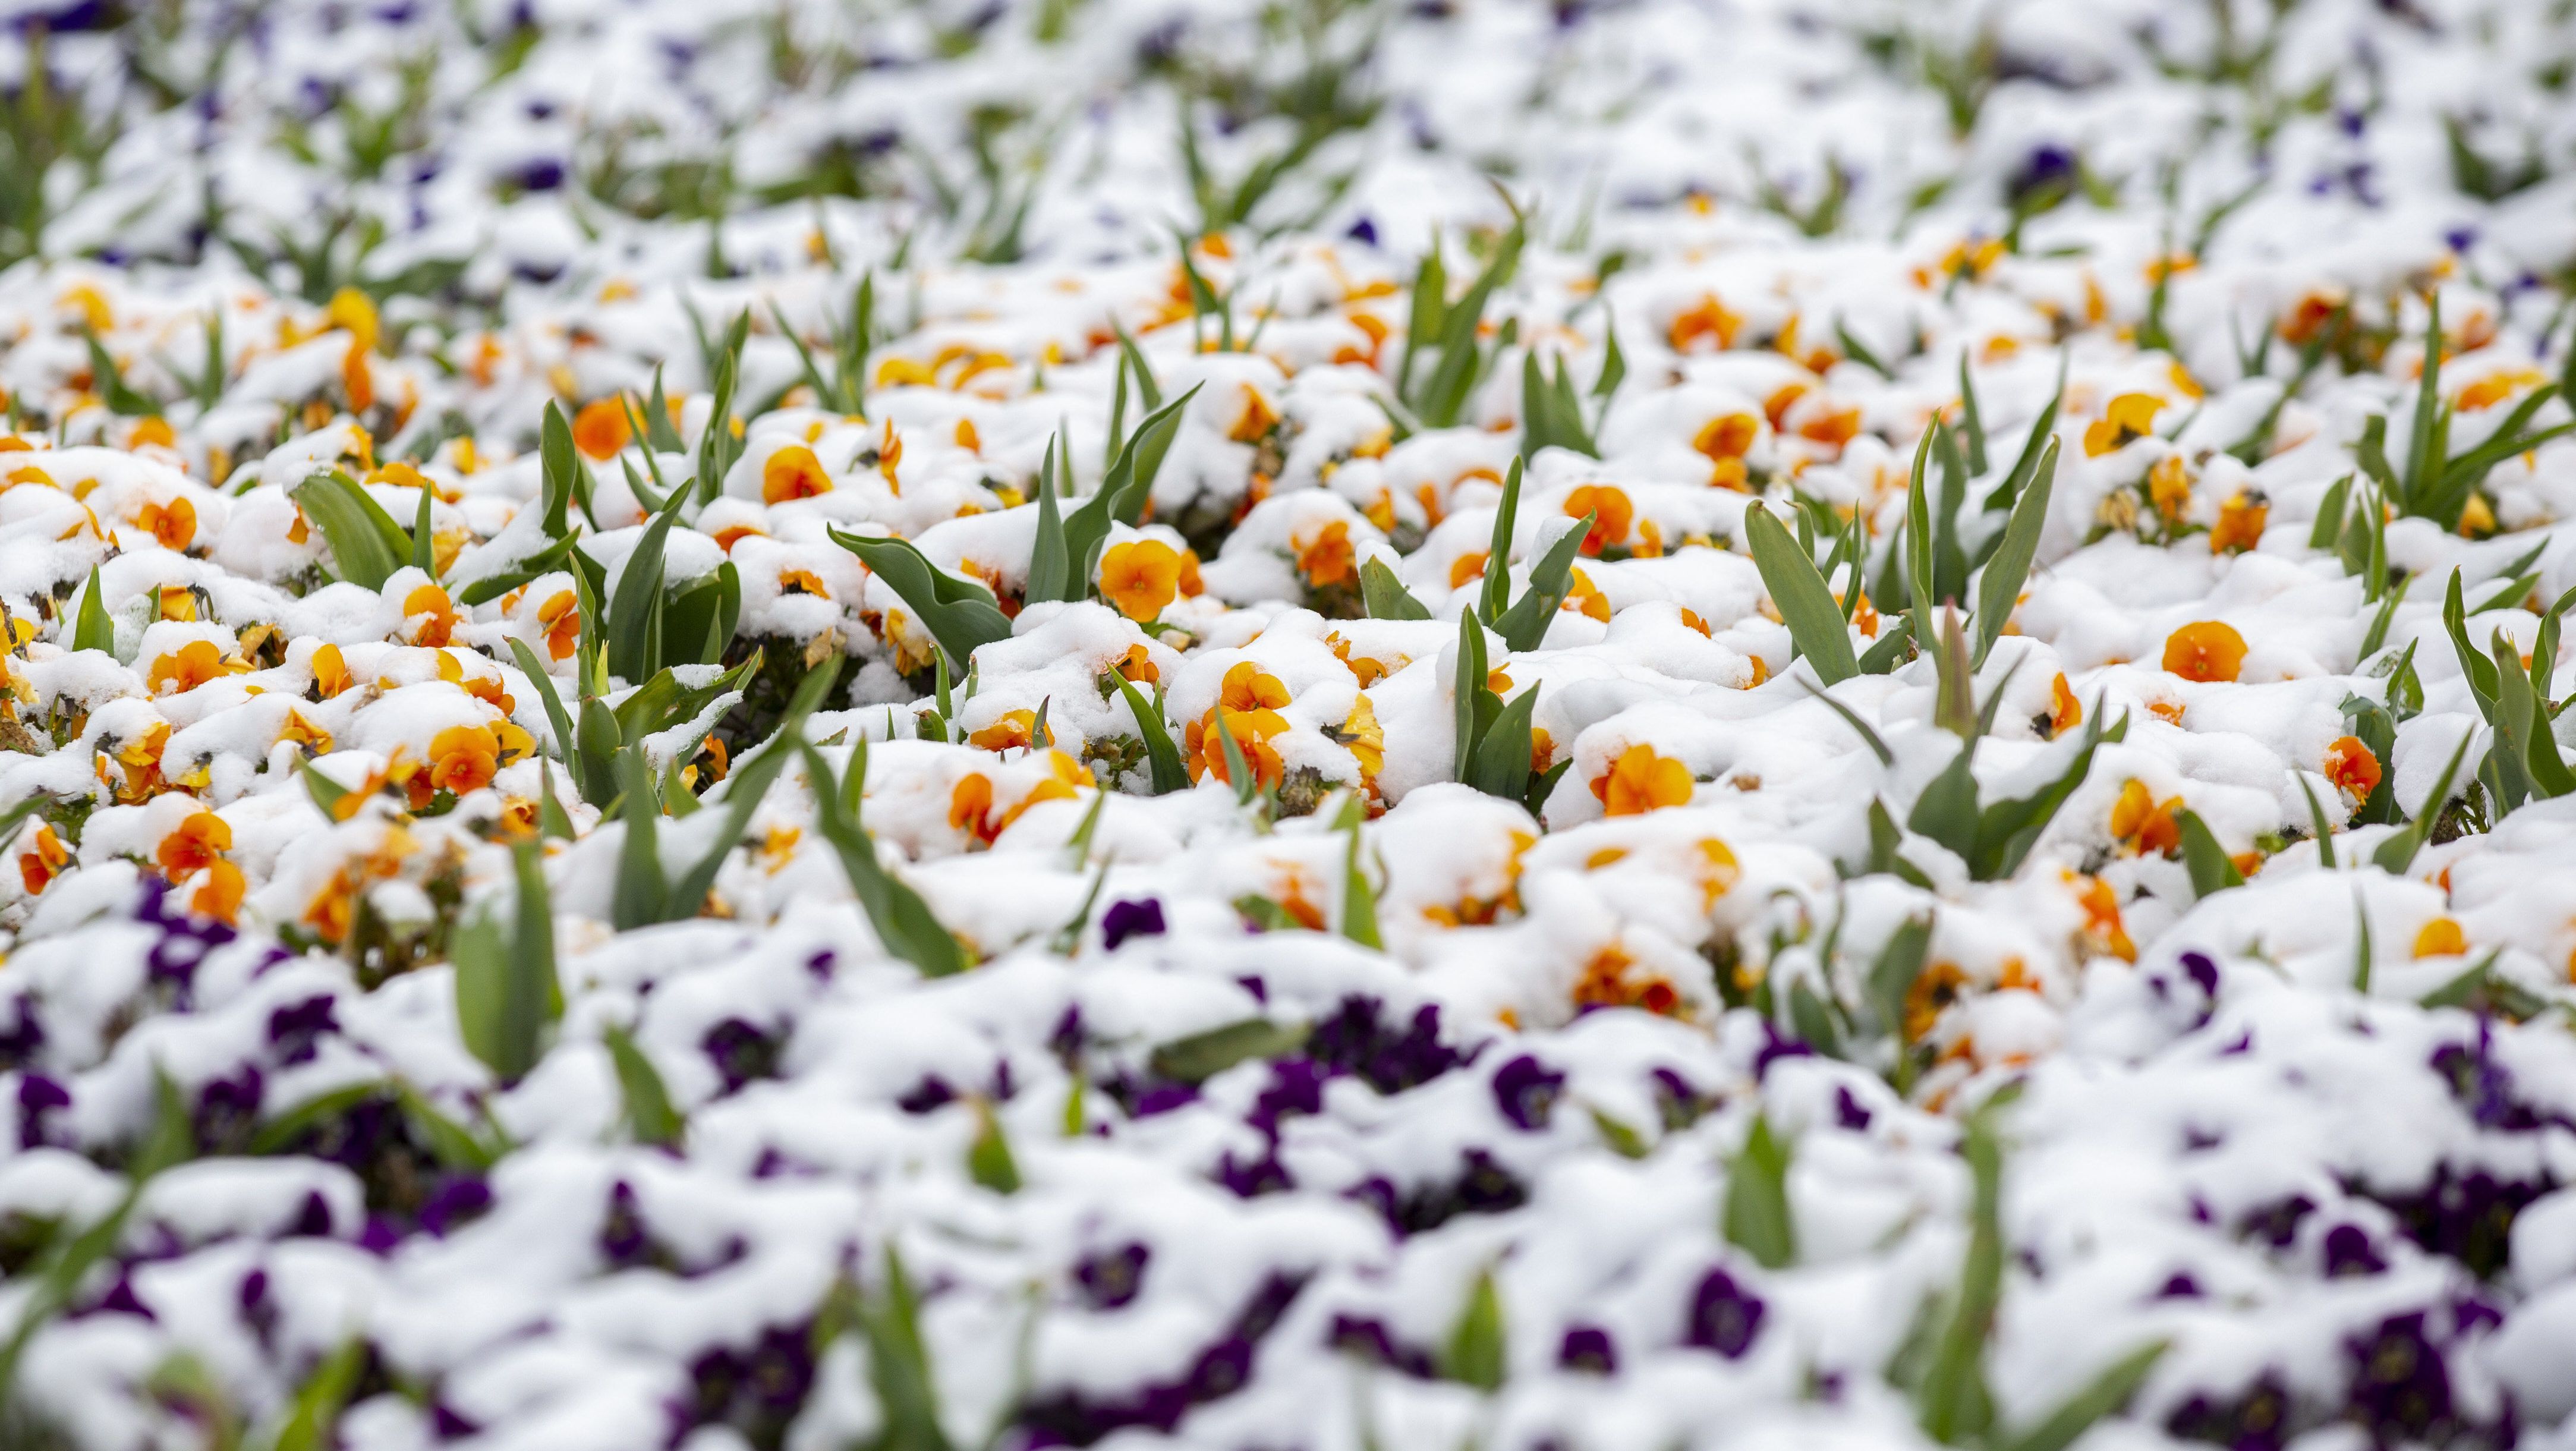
[1684,1268,1765,1358]
[16,1072,70,1150]
[702,1018,782,1093]
[265,994,338,1066]
[1074,1242,1150,1310]
[1558,1324,1617,1374]
[1491,1054,1564,1132]
[1100,898,1166,950]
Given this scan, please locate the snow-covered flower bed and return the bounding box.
[5,0,2576,1447]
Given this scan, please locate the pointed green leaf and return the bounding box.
[2177,810,2244,898]
[1909,739,1981,861]
[2297,772,2338,868]
[643,367,686,454]
[1453,612,1489,783]
[1360,557,1431,619]
[1789,980,1846,1058]
[2371,729,2472,876]
[2404,296,2444,503]
[1415,219,1524,427]
[604,1024,684,1149]
[456,532,579,607]
[1916,1092,2011,1445]
[799,741,968,977]
[260,1337,366,1451]
[1968,709,2118,881]
[2441,569,2501,718]
[2309,475,2352,551]
[1339,811,1383,949]
[1025,435,1073,604]
[1466,681,1540,800]
[1994,1341,2168,1451]
[1746,502,1858,683]
[1724,1114,1798,1270]
[1986,355,2067,516]
[539,401,581,539]
[1442,1267,1507,1392]
[1973,440,2056,667]
[410,479,436,576]
[456,843,560,1083]
[1113,676,1189,794]
[73,565,115,654]
[1479,457,1525,625]
[862,1247,955,1451]
[1492,512,1591,651]
[606,486,691,684]
[1858,616,1914,675]
[292,470,408,589]
[1101,383,1203,530]
[1956,355,1988,475]
[830,530,1014,675]
[967,1100,1021,1194]
[1150,1018,1308,1082]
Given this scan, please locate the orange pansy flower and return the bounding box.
[18,824,70,894]
[572,398,632,460]
[1566,568,1611,622]
[279,709,333,757]
[155,810,232,879]
[537,590,581,660]
[1100,539,1183,621]
[763,445,833,503]
[2162,621,2247,683]
[2083,393,2162,456]
[427,723,502,795]
[1116,643,1160,684]
[342,341,374,413]
[190,860,245,923]
[1563,484,1632,554]
[138,496,197,551]
[969,709,1045,753]
[1573,943,1683,1017]
[2413,918,2466,958]
[1296,521,1356,588]
[1693,414,1758,464]
[2048,673,2083,738]
[311,643,353,698]
[327,287,380,352]
[1220,661,1290,713]
[1340,694,1384,783]
[404,583,458,647]
[2147,455,2193,521]
[1670,295,1742,353]
[436,650,515,715]
[1230,388,1281,444]
[1188,718,1285,790]
[2074,876,2137,961]
[2109,779,2183,855]
[2209,492,2268,553]
[2325,736,2382,798]
[149,639,244,696]
[1592,744,1693,816]
[949,767,1075,845]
